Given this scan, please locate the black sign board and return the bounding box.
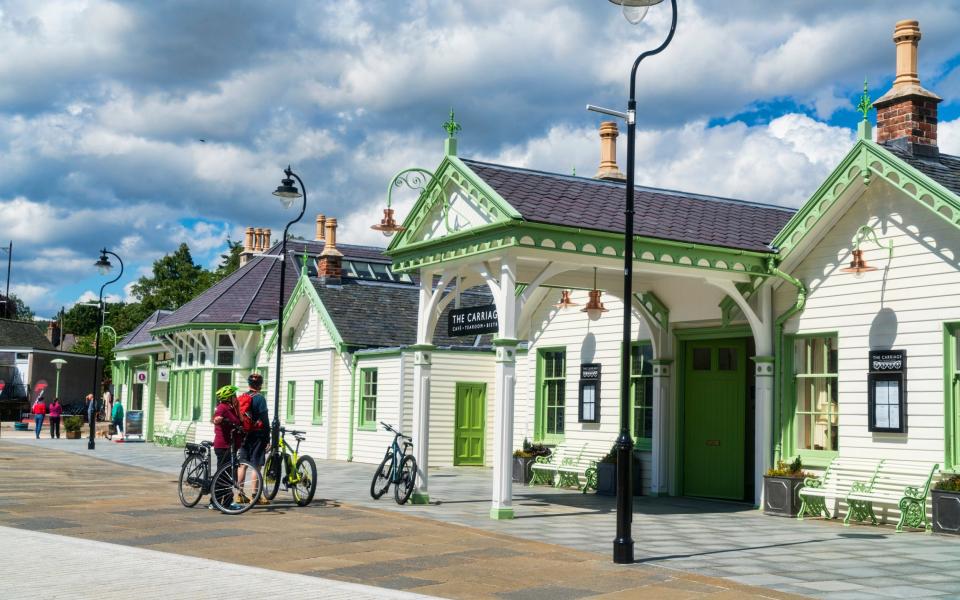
[448,304,499,337]
[125,410,144,438]
[868,350,906,433]
[578,363,601,423]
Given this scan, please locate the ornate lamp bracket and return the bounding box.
[853,224,893,259]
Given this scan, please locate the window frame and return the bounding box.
[359,368,378,430]
[787,333,839,467]
[312,380,324,425]
[535,348,566,443]
[286,380,296,424]
[631,341,655,451]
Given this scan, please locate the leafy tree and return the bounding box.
[213,238,243,280]
[62,302,101,337]
[131,243,212,312]
[0,293,34,320]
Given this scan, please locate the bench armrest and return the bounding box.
[850,480,873,494]
[803,476,822,488]
[534,455,553,465]
[902,485,925,501]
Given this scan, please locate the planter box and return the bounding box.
[932,489,960,535]
[596,460,643,497]
[763,476,804,517]
[65,431,81,439]
[512,457,535,484]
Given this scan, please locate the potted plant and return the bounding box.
[595,445,642,497]
[513,439,550,484]
[763,457,808,517]
[932,474,960,535]
[63,416,83,440]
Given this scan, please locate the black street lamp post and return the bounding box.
[89,248,124,450]
[598,0,678,565]
[270,167,308,449]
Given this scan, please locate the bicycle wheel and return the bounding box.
[178,455,205,508]
[211,460,263,515]
[370,452,392,499]
[394,454,417,505]
[263,452,282,500]
[291,455,318,507]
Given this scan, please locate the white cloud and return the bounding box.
[940,118,960,155]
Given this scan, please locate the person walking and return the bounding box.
[212,385,243,509]
[32,393,48,439]
[48,397,62,439]
[236,373,269,505]
[110,398,125,441]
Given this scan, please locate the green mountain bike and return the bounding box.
[263,427,317,506]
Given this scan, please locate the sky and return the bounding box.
[2,0,960,319]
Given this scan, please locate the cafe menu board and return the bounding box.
[868,350,906,433]
[578,363,601,423]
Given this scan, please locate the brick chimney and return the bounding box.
[315,214,326,241]
[873,19,942,157]
[595,121,626,181]
[46,321,61,347]
[317,217,343,283]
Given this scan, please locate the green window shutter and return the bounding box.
[286,380,296,424]
[536,348,566,443]
[359,368,377,430]
[312,380,323,425]
[631,342,654,450]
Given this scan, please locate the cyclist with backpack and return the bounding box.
[211,384,243,510]
[236,373,270,505]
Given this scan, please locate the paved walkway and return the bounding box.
[0,436,799,599]
[0,526,440,600]
[9,430,960,598]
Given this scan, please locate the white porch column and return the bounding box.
[650,359,672,496]
[490,257,518,520]
[411,344,434,504]
[753,355,775,507]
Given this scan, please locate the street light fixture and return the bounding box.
[269,166,308,449]
[51,358,67,398]
[597,0,677,565]
[88,248,124,450]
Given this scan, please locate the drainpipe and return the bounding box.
[768,257,807,463]
[347,353,357,461]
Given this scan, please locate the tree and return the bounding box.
[62,303,101,337]
[213,239,243,281]
[0,293,34,320]
[131,243,212,312]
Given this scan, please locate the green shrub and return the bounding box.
[935,475,960,492]
[63,416,82,433]
[765,457,807,478]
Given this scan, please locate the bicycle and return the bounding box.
[263,427,317,506]
[370,422,417,505]
[178,431,263,515]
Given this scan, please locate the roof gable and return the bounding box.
[0,319,52,350]
[116,310,172,350]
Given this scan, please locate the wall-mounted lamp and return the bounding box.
[841,225,893,278]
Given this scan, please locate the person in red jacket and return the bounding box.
[211,385,243,509]
[48,397,63,439]
[32,393,48,439]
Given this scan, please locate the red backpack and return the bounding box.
[237,391,263,432]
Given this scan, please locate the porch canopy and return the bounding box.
[385,138,794,518]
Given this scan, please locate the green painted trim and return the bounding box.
[636,291,669,331]
[355,349,404,359]
[534,346,566,444]
[408,343,437,351]
[286,380,296,424]
[312,380,324,425]
[144,355,156,442]
[358,367,378,430]
[150,322,261,335]
[779,332,838,460]
[752,356,776,364]
[411,492,430,505]
[489,507,514,520]
[652,359,674,365]
[945,323,959,470]
[770,263,807,462]
[492,338,521,347]
[347,355,357,461]
[265,273,347,357]
[674,325,752,341]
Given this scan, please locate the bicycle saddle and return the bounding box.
[287,429,306,436]
[201,440,213,447]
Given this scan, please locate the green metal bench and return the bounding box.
[530,444,584,486]
[844,460,940,532]
[798,457,883,520]
[154,421,189,447]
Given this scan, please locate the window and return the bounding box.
[794,336,839,453]
[692,347,711,370]
[578,364,601,423]
[537,349,566,441]
[218,334,232,348]
[313,380,324,425]
[286,381,296,424]
[216,350,234,366]
[199,351,206,365]
[632,343,654,448]
[359,369,377,429]
[212,371,233,415]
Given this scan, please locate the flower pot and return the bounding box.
[932,489,960,535]
[65,431,81,440]
[512,457,535,484]
[763,475,804,517]
[596,460,643,496]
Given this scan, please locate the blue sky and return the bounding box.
[2,0,960,318]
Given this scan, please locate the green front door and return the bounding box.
[454,382,486,466]
[683,338,747,500]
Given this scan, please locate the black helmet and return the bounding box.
[247,373,264,389]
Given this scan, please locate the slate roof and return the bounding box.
[156,241,394,329]
[460,158,795,253]
[0,318,53,350]
[115,310,172,350]
[882,142,960,198]
[310,279,492,349]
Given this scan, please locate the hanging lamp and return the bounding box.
[840,225,892,279]
[581,268,608,318]
[554,290,579,310]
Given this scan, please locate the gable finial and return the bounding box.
[856,78,872,122]
[442,108,462,139]
[300,245,308,274]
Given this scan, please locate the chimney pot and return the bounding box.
[315,214,326,241]
[317,216,342,282]
[595,121,626,181]
[263,228,272,249]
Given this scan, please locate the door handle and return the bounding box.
[706,439,720,446]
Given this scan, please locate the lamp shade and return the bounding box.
[840,249,877,278]
[607,0,663,24]
[370,207,406,237]
[94,252,112,275]
[50,358,67,370]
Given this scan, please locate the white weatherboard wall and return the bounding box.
[776,177,957,467]
[524,290,655,493]
[352,355,403,465]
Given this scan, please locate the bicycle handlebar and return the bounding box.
[380,421,412,440]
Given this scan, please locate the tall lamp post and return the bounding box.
[89,248,124,450]
[270,167,308,449]
[51,358,67,398]
[1,241,11,317]
[593,0,677,565]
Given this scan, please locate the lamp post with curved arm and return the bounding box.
[270,167,308,450]
[89,248,124,450]
[599,0,678,565]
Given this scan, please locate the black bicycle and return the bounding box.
[177,432,263,515]
[370,422,417,505]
